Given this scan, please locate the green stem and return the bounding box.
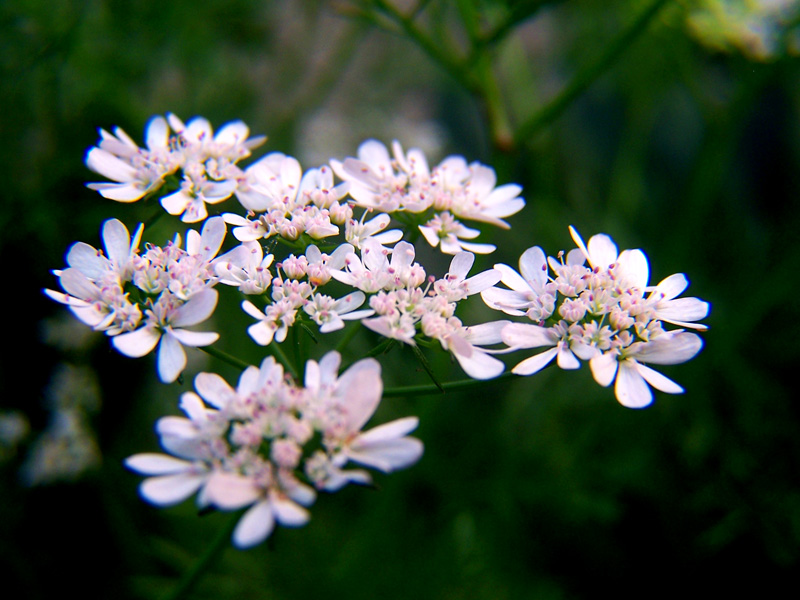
[161,512,239,600]
[474,0,566,51]
[335,320,364,354]
[514,0,672,144]
[269,340,300,381]
[373,0,475,91]
[383,371,516,397]
[199,345,251,371]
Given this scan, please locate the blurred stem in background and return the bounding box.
[337,0,672,155]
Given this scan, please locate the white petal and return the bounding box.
[247,322,275,346]
[178,392,209,421]
[511,348,558,375]
[214,120,249,146]
[448,252,474,280]
[86,148,138,182]
[205,472,261,510]
[113,327,160,358]
[339,359,382,432]
[654,273,689,300]
[125,453,193,475]
[464,268,502,295]
[617,249,649,288]
[194,372,236,409]
[271,495,311,527]
[233,500,275,548]
[454,346,505,379]
[494,263,530,293]
[172,289,218,327]
[139,473,206,506]
[102,219,132,266]
[556,346,581,370]
[170,329,218,348]
[518,246,548,288]
[589,352,618,387]
[635,363,684,394]
[355,417,419,444]
[502,323,554,349]
[462,320,509,345]
[160,190,191,216]
[90,182,146,202]
[419,225,441,248]
[586,233,618,269]
[459,241,496,255]
[657,298,710,325]
[157,334,187,383]
[615,361,653,408]
[145,116,169,150]
[634,332,703,365]
[348,437,424,472]
[65,242,105,279]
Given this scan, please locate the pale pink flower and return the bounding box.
[589,331,703,408]
[112,289,219,383]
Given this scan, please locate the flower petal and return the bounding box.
[233,500,275,549]
[139,473,206,506]
[615,361,653,408]
[512,347,558,376]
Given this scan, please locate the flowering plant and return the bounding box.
[44,112,709,559]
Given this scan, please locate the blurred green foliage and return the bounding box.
[2,0,799,598]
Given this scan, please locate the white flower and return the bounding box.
[568,225,649,288]
[345,212,403,249]
[481,246,556,320]
[234,152,303,213]
[112,289,219,383]
[166,113,266,163]
[433,251,501,302]
[65,218,143,283]
[160,162,237,223]
[203,471,316,549]
[85,116,174,201]
[433,157,525,228]
[502,320,594,376]
[419,212,496,255]
[124,453,211,507]
[242,299,296,346]
[306,353,423,478]
[215,241,274,294]
[330,139,409,212]
[303,291,374,333]
[647,273,710,330]
[589,331,704,408]
[444,320,509,380]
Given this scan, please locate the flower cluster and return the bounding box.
[45,111,710,551]
[87,114,266,222]
[332,140,525,254]
[126,352,422,548]
[45,217,225,383]
[482,226,709,408]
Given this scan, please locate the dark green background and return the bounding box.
[2,1,798,598]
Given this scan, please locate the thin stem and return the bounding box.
[269,339,300,381]
[199,345,251,370]
[161,512,239,600]
[372,0,475,91]
[383,371,516,397]
[514,0,672,144]
[475,0,566,51]
[335,320,363,354]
